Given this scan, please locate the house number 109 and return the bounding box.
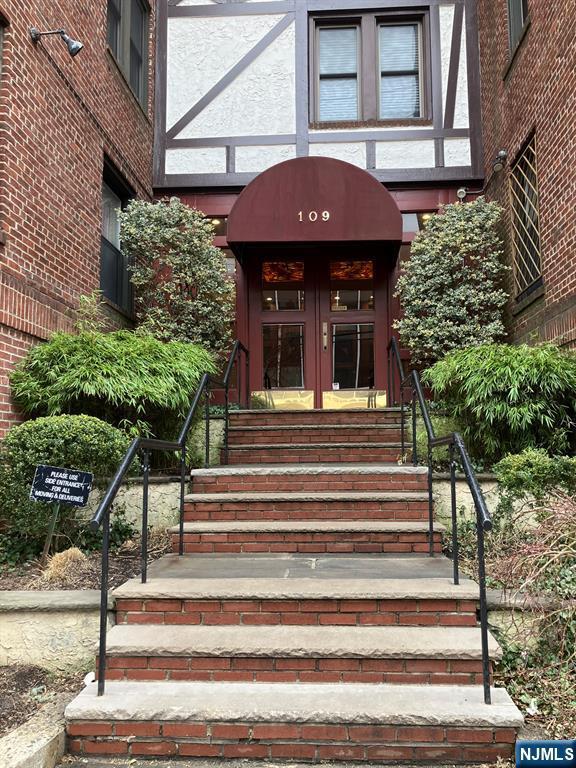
[298,210,330,222]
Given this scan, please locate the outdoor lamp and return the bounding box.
[30,27,84,57]
[492,149,508,173]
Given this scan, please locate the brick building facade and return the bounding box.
[478,0,576,348]
[0,1,155,435]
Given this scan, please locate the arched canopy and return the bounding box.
[227,157,402,260]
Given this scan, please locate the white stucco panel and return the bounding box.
[176,22,295,139]
[235,144,296,173]
[375,140,435,169]
[444,138,471,167]
[165,147,227,175]
[309,143,366,168]
[439,4,455,120]
[454,10,469,129]
[166,15,282,130]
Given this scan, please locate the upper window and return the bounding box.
[100,162,134,314]
[510,135,542,299]
[508,0,529,50]
[312,14,426,125]
[106,0,149,106]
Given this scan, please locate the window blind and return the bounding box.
[379,24,421,119]
[318,27,358,121]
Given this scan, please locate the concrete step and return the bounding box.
[66,680,522,762]
[112,555,479,628]
[228,425,405,446]
[103,624,499,685]
[190,463,428,494]
[225,444,402,464]
[231,408,404,428]
[184,490,429,522]
[170,520,443,554]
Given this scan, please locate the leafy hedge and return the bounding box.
[10,331,214,438]
[0,415,132,562]
[424,343,576,464]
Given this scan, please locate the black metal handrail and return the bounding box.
[387,338,493,705]
[90,340,249,696]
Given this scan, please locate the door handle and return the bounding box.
[322,322,328,351]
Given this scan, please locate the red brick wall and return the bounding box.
[477,0,576,349]
[0,1,155,434]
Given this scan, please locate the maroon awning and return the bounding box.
[227,157,402,259]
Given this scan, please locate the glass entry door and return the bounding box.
[248,256,388,409]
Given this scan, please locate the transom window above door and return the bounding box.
[311,13,427,125]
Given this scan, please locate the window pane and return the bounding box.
[102,183,122,247]
[130,0,146,99]
[508,0,527,47]
[380,74,420,119]
[330,261,374,311]
[107,0,121,56]
[332,324,374,390]
[262,261,305,311]
[319,78,358,122]
[379,25,419,72]
[510,136,541,296]
[319,27,357,75]
[263,325,305,388]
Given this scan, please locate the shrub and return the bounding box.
[0,415,132,563]
[424,343,576,464]
[119,197,235,356]
[394,198,508,366]
[412,413,460,470]
[10,330,214,438]
[494,448,576,501]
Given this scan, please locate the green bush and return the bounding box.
[10,330,214,438]
[494,448,576,501]
[424,343,576,464]
[119,197,235,356]
[412,414,461,470]
[0,415,132,563]
[394,198,508,366]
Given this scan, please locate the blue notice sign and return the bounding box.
[516,741,576,767]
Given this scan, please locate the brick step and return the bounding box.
[190,464,428,494]
[66,681,522,761]
[225,444,402,464]
[113,572,479,628]
[228,424,405,446]
[230,407,404,428]
[103,624,498,685]
[170,521,443,554]
[184,491,429,521]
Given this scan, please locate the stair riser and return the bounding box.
[115,598,477,628]
[228,430,404,445]
[102,656,490,685]
[171,532,442,554]
[226,447,401,464]
[184,500,429,521]
[67,721,516,762]
[231,412,403,427]
[192,475,428,494]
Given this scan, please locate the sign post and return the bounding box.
[30,465,93,565]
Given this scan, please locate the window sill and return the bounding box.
[503,18,531,81]
[106,48,150,123]
[309,118,432,131]
[512,280,544,316]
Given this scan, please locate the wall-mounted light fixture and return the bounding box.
[492,149,508,173]
[457,149,508,201]
[30,27,84,57]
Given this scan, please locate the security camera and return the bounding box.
[456,187,468,201]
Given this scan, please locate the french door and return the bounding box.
[248,255,388,408]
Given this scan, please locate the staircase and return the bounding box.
[65,407,523,763]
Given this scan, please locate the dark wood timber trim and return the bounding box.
[464,0,483,178]
[366,141,376,169]
[429,4,443,169]
[169,2,295,17]
[153,0,168,187]
[308,0,463,9]
[226,146,236,174]
[168,135,297,149]
[309,127,469,142]
[443,3,464,129]
[166,13,294,140]
[295,1,310,156]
